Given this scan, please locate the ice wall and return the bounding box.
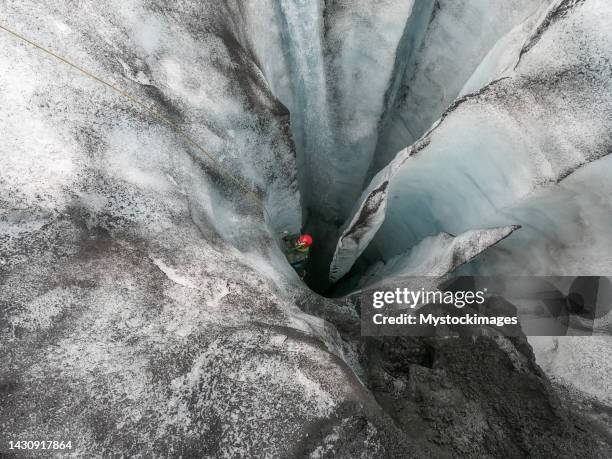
[334,0,612,282]
[256,0,419,223]
[250,0,552,228]
[358,225,519,290]
[0,1,347,455]
[371,0,551,175]
[240,0,551,292]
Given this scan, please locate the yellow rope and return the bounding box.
[0,23,272,223]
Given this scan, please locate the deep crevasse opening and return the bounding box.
[254,0,551,294]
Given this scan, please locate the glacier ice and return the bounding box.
[371,0,551,175]
[263,0,553,287]
[333,0,612,282]
[270,0,419,221]
[357,225,520,291]
[329,177,391,283]
[1,0,612,456]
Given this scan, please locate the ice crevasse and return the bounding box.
[1,0,612,456]
[330,0,612,287]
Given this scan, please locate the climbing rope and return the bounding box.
[0,23,272,223]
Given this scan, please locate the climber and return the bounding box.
[282,232,313,279]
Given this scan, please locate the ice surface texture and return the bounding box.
[330,0,612,282]
[1,0,612,456]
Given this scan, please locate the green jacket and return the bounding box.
[283,234,310,267]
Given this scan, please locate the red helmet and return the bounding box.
[297,234,313,247]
